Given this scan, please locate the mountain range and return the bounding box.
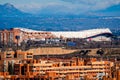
[0,3,31,17]
[0,3,120,36]
[94,3,120,17]
[0,3,120,17]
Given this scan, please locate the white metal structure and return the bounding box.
[16,28,112,41]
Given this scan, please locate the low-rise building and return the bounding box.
[13,58,113,80]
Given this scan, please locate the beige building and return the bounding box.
[14,58,113,80]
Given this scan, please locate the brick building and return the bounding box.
[13,58,113,80]
[0,28,56,45]
[0,49,120,80]
[0,28,21,45]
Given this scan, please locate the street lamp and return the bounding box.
[15,35,20,49]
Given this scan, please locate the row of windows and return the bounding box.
[24,32,51,35]
[0,32,14,42]
[92,64,110,66]
[28,68,110,72]
[30,66,51,68]
[27,56,33,58]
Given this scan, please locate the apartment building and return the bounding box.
[0,28,21,44]
[0,28,56,45]
[13,58,113,80]
[0,49,33,78]
[0,49,33,60]
[0,50,119,79]
[0,50,120,80]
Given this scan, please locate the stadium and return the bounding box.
[18,28,113,41]
[0,28,113,45]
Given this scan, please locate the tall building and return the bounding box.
[0,28,21,45]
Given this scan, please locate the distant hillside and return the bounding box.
[0,3,120,36]
[0,3,31,17]
[94,4,120,16]
[102,4,120,12]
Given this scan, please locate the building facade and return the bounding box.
[14,58,113,80]
[0,49,120,80]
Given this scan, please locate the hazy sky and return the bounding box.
[0,0,120,15]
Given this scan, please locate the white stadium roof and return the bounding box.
[15,28,112,38]
[51,28,112,38]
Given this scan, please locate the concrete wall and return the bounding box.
[26,47,77,55]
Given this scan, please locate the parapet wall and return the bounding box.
[26,47,77,55]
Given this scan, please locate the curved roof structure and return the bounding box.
[15,28,112,39]
[15,27,43,32]
[51,28,112,38]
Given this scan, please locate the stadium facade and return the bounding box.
[0,28,113,44]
